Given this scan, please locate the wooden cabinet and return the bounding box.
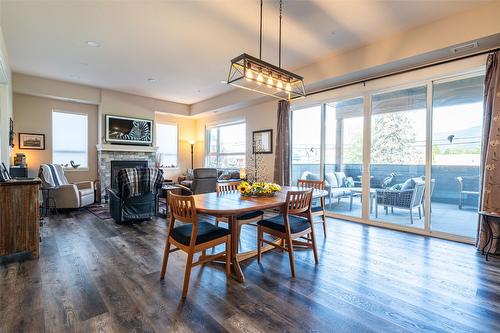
[0,179,41,259]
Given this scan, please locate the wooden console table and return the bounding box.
[0,178,41,259]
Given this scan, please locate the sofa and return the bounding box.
[300,171,354,207]
[180,168,242,194]
[39,164,95,209]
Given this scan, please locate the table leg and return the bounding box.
[484,217,493,261]
[229,215,245,283]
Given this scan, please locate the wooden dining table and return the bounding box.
[192,186,328,282]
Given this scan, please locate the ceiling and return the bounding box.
[1,0,490,104]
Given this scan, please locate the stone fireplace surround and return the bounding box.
[96,144,157,202]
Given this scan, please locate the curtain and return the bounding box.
[477,51,500,253]
[274,100,291,186]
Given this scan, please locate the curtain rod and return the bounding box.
[297,47,499,99]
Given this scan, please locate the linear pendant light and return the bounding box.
[226,0,306,100]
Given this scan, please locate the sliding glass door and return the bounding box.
[291,105,322,185]
[369,86,427,228]
[430,74,484,238]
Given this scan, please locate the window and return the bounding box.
[156,123,178,168]
[206,122,246,168]
[52,111,88,168]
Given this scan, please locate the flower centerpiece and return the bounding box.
[237,181,281,197]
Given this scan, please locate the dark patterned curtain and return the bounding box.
[477,51,500,254]
[274,100,291,185]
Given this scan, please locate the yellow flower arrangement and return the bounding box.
[238,181,281,197]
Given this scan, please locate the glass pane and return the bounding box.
[208,127,218,153]
[219,155,245,168]
[325,97,363,217]
[430,74,484,238]
[291,105,321,185]
[156,123,178,167]
[52,111,88,168]
[220,123,246,154]
[206,155,218,168]
[369,86,427,228]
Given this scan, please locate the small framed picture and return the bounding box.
[19,133,45,150]
[253,129,273,154]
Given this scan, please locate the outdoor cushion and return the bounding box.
[335,172,347,187]
[306,173,321,181]
[237,210,264,220]
[330,188,351,198]
[401,178,416,190]
[258,215,310,234]
[325,172,338,188]
[171,222,230,246]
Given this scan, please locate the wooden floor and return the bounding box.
[1,209,500,333]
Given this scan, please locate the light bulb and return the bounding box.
[266,76,273,88]
[245,69,253,81]
[276,79,284,91]
[256,72,264,85]
[285,82,292,92]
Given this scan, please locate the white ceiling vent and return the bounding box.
[451,42,478,54]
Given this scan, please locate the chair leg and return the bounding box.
[160,239,171,279]
[286,236,296,278]
[391,207,394,214]
[182,253,194,299]
[418,206,422,219]
[310,229,319,265]
[225,236,231,281]
[322,213,327,238]
[410,208,414,224]
[375,204,378,218]
[215,218,219,227]
[257,227,262,264]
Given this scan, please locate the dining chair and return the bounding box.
[257,189,318,278]
[215,181,264,237]
[160,193,231,298]
[297,179,327,237]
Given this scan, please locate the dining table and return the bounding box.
[192,186,328,282]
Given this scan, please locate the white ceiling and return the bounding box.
[1,0,489,104]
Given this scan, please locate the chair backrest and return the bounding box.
[297,179,324,190]
[412,181,426,207]
[39,164,69,188]
[191,168,218,194]
[216,181,240,193]
[168,192,197,224]
[284,190,313,215]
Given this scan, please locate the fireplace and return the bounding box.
[110,160,148,190]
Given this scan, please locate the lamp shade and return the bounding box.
[188,140,196,145]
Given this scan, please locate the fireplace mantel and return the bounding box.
[96,143,158,153]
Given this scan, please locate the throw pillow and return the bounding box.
[186,169,194,180]
[391,183,403,191]
[335,172,347,187]
[218,171,232,181]
[401,178,416,190]
[325,172,338,188]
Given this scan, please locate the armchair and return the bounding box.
[456,176,479,209]
[375,177,425,224]
[108,167,163,223]
[39,164,94,209]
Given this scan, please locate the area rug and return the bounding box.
[87,204,113,220]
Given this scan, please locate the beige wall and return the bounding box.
[155,112,196,180]
[194,100,278,182]
[12,93,98,182]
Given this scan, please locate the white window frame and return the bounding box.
[205,120,246,169]
[156,122,179,169]
[52,109,89,171]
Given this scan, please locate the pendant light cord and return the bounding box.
[279,0,282,68]
[259,0,263,60]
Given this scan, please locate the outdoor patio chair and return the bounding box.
[375,177,425,224]
[456,176,480,209]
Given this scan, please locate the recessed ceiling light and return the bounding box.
[86,40,100,47]
[147,78,156,82]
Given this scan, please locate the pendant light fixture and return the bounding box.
[226,0,305,100]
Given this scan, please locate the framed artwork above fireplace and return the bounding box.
[105,115,153,145]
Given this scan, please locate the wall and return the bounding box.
[0,24,12,167]
[12,93,98,182]
[155,112,196,180]
[194,100,278,182]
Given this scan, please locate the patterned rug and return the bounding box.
[87,204,113,220]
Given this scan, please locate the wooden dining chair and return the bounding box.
[160,193,231,298]
[257,189,318,278]
[215,181,264,236]
[297,179,327,237]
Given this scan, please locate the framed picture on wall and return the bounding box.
[253,129,273,154]
[19,133,45,150]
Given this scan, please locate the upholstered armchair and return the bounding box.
[375,177,425,224]
[39,164,95,209]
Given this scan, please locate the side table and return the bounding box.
[479,211,500,261]
[41,187,59,217]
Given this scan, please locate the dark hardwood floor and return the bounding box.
[1,209,500,332]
